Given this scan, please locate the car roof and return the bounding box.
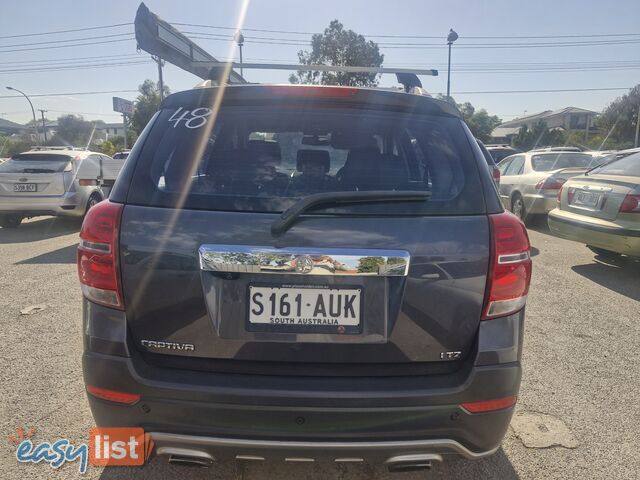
[161,84,462,119]
[16,149,98,157]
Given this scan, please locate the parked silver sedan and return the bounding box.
[497,151,596,222]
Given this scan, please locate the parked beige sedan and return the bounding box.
[548,151,640,258]
[497,151,597,222]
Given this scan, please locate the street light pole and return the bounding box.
[6,86,38,144]
[635,104,640,148]
[152,56,165,102]
[38,109,47,144]
[446,29,458,101]
[234,31,245,78]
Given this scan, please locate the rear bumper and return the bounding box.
[0,191,88,217]
[82,300,524,461]
[523,194,557,214]
[548,208,640,256]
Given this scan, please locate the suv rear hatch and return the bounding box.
[114,86,500,375]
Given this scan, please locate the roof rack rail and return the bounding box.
[29,146,86,151]
[203,63,437,93]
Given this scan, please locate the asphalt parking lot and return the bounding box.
[1,216,638,479]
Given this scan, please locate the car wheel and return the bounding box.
[511,194,526,221]
[0,214,23,228]
[587,245,621,259]
[85,194,102,215]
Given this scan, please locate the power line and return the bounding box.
[47,109,122,117]
[174,22,640,40]
[0,37,135,53]
[0,89,138,99]
[0,60,153,74]
[0,53,142,66]
[0,32,133,49]
[448,87,631,94]
[0,23,132,39]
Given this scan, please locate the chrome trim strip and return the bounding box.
[385,453,443,464]
[497,251,530,264]
[199,245,410,276]
[150,433,499,460]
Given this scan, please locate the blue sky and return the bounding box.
[1,0,638,125]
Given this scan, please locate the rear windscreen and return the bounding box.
[531,153,593,171]
[0,153,71,173]
[127,106,486,215]
[591,152,640,176]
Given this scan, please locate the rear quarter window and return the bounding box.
[126,103,487,216]
[592,152,640,176]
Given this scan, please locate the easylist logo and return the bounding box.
[89,427,154,467]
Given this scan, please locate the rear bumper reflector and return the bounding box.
[460,395,517,414]
[86,385,140,405]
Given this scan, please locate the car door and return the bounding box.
[497,155,521,209]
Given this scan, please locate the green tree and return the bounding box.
[49,114,94,147]
[289,20,384,87]
[438,96,501,142]
[99,140,116,156]
[598,84,640,149]
[130,79,170,134]
[357,256,385,273]
[0,135,31,157]
[512,121,567,150]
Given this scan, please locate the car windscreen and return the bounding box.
[127,106,486,216]
[531,153,593,172]
[590,152,640,176]
[0,153,72,173]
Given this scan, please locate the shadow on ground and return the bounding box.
[15,243,78,264]
[98,448,518,480]
[0,216,80,244]
[572,256,640,302]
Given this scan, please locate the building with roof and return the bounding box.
[491,107,598,144]
[0,118,28,136]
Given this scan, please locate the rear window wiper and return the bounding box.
[271,190,431,235]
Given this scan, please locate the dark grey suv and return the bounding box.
[78,84,532,470]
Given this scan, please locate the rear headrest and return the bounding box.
[296,149,330,173]
[247,140,281,163]
[344,146,381,169]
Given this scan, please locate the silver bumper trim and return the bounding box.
[199,244,410,276]
[150,432,499,460]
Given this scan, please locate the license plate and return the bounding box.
[13,183,36,192]
[571,190,601,209]
[247,285,362,334]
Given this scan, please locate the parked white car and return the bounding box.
[496,151,596,222]
[0,147,124,228]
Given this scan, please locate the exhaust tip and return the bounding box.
[168,454,213,468]
[387,461,432,472]
[385,453,442,473]
[157,446,214,468]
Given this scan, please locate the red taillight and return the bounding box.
[461,395,517,414]
[78,179,98,186]
[535,177,566,190]
[492,167,501,185]
[619,194,640,213]
[87,386,140,405]
[266,85,358,97]
[77,200,124,309]
[482,212,532,319]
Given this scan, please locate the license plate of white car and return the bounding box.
[247,285,361,334]
[13,183,36,192]
[572,190,601,208]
